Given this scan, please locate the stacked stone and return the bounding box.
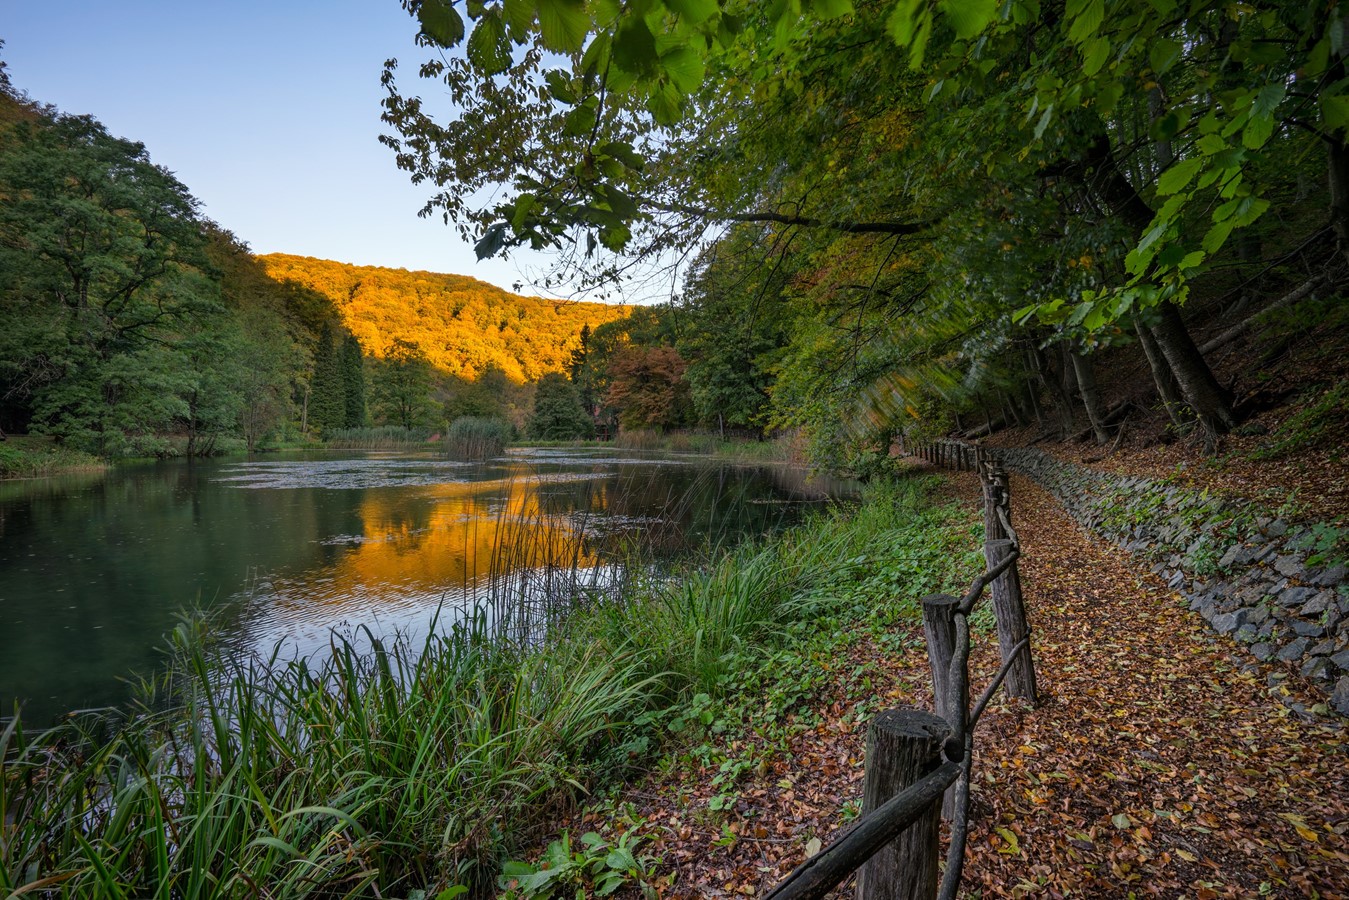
[992,447,1349,718]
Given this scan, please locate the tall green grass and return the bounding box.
[325,425,438,449]
[1,475,977,898]
[445,417,512,460]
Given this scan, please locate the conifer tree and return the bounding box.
[340,334,366,428]
[310,322,345,434]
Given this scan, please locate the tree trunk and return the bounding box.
[1150,301,1236,444]
[1031,346,1075,437]
[1069,345,1109,444]
[1134,316,1186,427]
[1329,136,1349,271]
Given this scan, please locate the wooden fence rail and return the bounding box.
[762,440,1037,900]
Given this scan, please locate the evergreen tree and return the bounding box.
[340,334,366,428]
[310,322,345,434]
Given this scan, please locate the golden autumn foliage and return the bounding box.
[259,254,629,384]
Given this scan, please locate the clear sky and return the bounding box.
[0,0,567,296]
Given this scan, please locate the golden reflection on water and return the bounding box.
[263,474,603,623]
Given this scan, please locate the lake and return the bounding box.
[0,448,853,724]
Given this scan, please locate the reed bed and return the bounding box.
[445,417,512,460]
[324,425,438,450]
[0,476,964,898]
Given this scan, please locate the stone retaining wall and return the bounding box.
[990,447,1349,717]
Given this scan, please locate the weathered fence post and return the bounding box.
[979,464,1038,703]
[856,709,949,900]
[921,594,960,820]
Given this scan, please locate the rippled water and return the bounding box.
[0,448,853,723]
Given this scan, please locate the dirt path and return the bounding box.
[588,472,1348,898]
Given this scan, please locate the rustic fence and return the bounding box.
[764,441,1036,900]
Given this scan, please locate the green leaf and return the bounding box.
[1242,113,1274,150]
[537,0,589,52]
[613,18,659,75]
[1148,38,1182,76]
[886,0,926,48]
[467,13,512,75]
[418,0,466,46]
[665,0,719,24]
[661,47,705,93]
[1201,218,1235,254]
[1082,37,1110,76]
[502,0,535,37]
[545,69,578,104]
[939,0,996,38]
[1111,813,1133,830]
[1156,157,1202,196]
[563,104,598,136]
[598,140,645,171]
[510,193,536,229]
[436,888,469,900]
[1066,0,1104,44]
[1321,93,1349,133]
[811,0,855,19]
[474,222,510,260]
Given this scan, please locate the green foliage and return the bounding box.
[526,372,594,439]
[341,333,368,427]
[445,415,512,459]
[326,425,438,449]
[0,439,105,479]
[498,830,655,899]
[1251,381,1349,462]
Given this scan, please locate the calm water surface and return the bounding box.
[0,448,852,723]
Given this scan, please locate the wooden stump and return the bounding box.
[856,709,950,900]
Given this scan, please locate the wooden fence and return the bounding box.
[763,441,1036,900]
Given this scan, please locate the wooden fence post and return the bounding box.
[980,466,1038,703]
[921,594,960,820]
[856,709,949,900]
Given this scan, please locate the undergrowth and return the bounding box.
[0,474,981,899]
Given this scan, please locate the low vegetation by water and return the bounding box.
[446,416,512,460]
[0,474,980,898]
[0,438,105,480]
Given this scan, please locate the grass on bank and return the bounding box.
[324,425,440,450]
[0,475,980,899]
[0,436,106,479]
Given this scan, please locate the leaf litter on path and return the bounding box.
[567,472,1346,898]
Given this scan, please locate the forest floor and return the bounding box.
[573,470,1348,899]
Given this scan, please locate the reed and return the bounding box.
[445,417,512,460]
[325,425,438,449]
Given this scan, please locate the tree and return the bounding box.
[371,338,436,429]
[0,109,223,454]
[341,334,367,427]
[309,322,346,435]
[526,372,594,439]
[604,345,692,432]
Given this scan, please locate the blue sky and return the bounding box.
[1,1,565,295]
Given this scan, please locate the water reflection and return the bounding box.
[0,448,854,723]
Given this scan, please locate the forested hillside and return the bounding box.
[258,254,629,383]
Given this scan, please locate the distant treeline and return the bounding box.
[0,72,629,459]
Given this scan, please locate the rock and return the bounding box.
[1300,592,1333,616]
[1234,624,1258,644]
[1292,620,1326,638]
[1302,657,1332,680]
[1168,570,1186,590]
[1332,648,1349,671]
[1314,564,1347,586]
[1278,586,1317,608]
[1333,677,1349,717]
[1212,612,1241,634]
[1274,555,1303,578]
[1251,642,1275,661]
[1219,544,1253,568]
[1277,637,1311,662]
[1246,605,1271,625]
[1309,638,1338,657]
[1265,519,1289,538]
